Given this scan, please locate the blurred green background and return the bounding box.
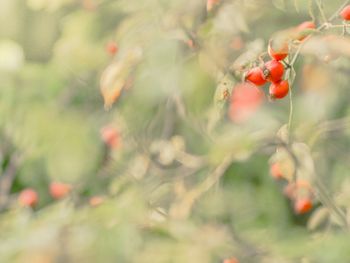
[0,0,350,262]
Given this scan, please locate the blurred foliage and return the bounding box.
[1,0,350,262]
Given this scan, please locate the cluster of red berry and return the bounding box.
[244,21,316,100]
[243,3,350,99]
[264,5,350,214]
[270,163,314,215]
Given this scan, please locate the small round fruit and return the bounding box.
[294,198,313,214]
[296,21,316,41]
[223,257,239,263]
[229,83,264,123]
[19,188,38,207]
[269,80,289,99]
[270,163,283,180]
[49,182,71,200]
[100,126,120,149]
[268,40,288,61]
[264,60,284,82]
[106,42,118,55]
[186,39,195,49]
[245,67,267,86]
[340,5,350,21]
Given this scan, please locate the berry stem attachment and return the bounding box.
[286,0,350,134]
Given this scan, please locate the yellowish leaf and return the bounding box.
[100,48,142,109]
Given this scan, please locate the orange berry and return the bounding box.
[19,188,38,207]
[49,182,71,200]
[229,83,264,123]
[186,39,195,49]
[207,0,220,12]
[294,198,313,214]
[100,126,120,149]
[106,42,118,55]
[223,257,239,263]
[340,5,350,21]
[270,163,284,180]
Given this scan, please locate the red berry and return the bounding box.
[296,21,316,41]
[270,163,283,180]
[100,126,120,149]
[269,80,289,99]
[19,188,38,207]
[229,83,264,123]
[340,5,350,21]
[49,182,71,200]
[264,60,284,82]
[245,67,267,86]
[294,198,313,214]
[106,42,118,55]
[268,40,288,61]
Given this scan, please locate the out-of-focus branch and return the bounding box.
[261,138,348,229]
[0,153,20,210]
[169,154,233,219]
[286,0,350,132]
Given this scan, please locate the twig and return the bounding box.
[169,155,233,219]
[316,0,328,24]
[286,0,350,133]
[0,154,20,210]
[262,139,348,229]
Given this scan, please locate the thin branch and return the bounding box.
[0,154,20,210]
[286,0,350,133]
[316,0,328,24]
[261,139,348,229]
[169,154,233,219]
